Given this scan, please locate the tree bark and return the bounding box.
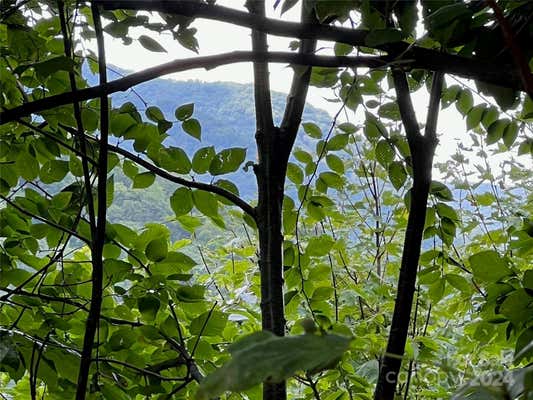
[374,71,443,400]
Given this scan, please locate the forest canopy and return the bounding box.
[0,1,532,400]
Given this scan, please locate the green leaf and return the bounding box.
[435,202,459,221]
[326,134,349,151]
[197,333,351,400]
[175,285,205,302]
[388,161,407,190]
[287,162,304,184]
[190,310,227,337]
[138,294,160,321]
[175,103,194,121]
[122,159,138,179]
[40,160,69,184]
[32,56,76,78]
[466,104,486,130]
[138,35,167,52]
[378,102,401,120]
[293,149,313,164]
[192,146,216,174]
[133,172,156,189]
[170,187,193,217]
[318,171,344,190]
[326,154,344,174]
[446,274,472,293]
[145,238,168,262]
[302,122,322,139]
[15,152,39,181]
[365,28,405,46]
[487,119,508,145]
[158,147,192,174]
[430,181,453,201]
[375,139,395,167]
[456,90,473,115]
[469,250,512,283]
[306,235,334,257]
[364,112,386,142]
[193,190,218,219]
[145,106,165,122]
[182,118,202,140]
[209,148,246,175]
[503,121,519,148]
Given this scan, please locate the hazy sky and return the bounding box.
[92,1,530,175]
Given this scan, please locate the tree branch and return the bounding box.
[0,52,398,124]
[0,193,89,243]
[374,70,443,400]
[95,0,522,91]
[86,134,257,218]
[75,4,108,398]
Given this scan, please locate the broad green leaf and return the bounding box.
[337,122,357,133]
[193,190,218,218]
[503,121,519,148]
[145,238,168,262]
[209,148,246,175]
[138,35,167,52]
[293,149,313,164]
[319,171,344,190]
[446,274,471,293]
[175,285,205,302]
[138,294,160,321]
[122,159,138,179]
[435,202,459,221]
[375,139,395,167]
[145,106,165,122]
[197,332,351,400]
[430,181,453,201]
[388,161,407,190]
[378,102,401,120]
[40,160,69,184]
[133,172,156,189]
[287,162,304,184]
[175,103,194,121]
[326,134,349,151]
[469,250,512,283]
[302,122,322,139]
[306,235,335,257]
[456,90,473,115]
[466,104,485,130]
[192,146,216,174]
[170,187,193,216]
[487,119,509,145]
[159,147,192,174]
[190,310,227,337]
[182,118,202,140]
[15,152,39,181]
[326,154,344,174]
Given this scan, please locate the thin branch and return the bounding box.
[0,52,391,124]
[95,0,522,91]
[58,0,97,238]
[80,132,257,218]
[76,4,108,398]
[95,358,187,381]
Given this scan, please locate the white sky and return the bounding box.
[96,0,531,177]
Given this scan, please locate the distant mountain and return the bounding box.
[89,66,334,233]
